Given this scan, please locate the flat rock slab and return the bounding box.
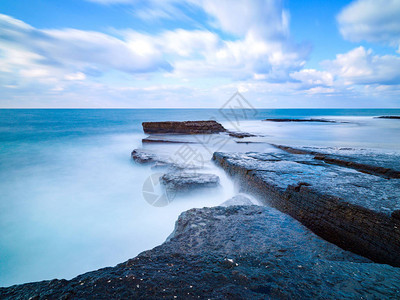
[213,151,400,266]
[274,144,400,179]
[142,120,226,134]
[3,206,400,299]
[215,151,400,214]
[161,172,220,193]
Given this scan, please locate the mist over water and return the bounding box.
[0,109,399,287]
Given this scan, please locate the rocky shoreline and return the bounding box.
[2,205,400,299]
[2,120,400,298]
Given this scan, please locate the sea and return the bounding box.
[1,108,400,287]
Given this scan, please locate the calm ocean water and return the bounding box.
[1,108,400,287]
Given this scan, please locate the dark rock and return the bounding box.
[160,172,220,193]
[3,206,400,299]
[212,151,400,266]
[263,118,339,123]
[226,131,257,138]
[131,149,197,171]
[392,210,400,220]
[235,141,266,144]
[131,149,156,164]
[376,116,400,119]
[142,120,226,134]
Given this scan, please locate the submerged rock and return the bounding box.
[131,149,198,171]
[142,120,226,134]
[220,194,258,206]
[263,118,339,123]
[3,206,400,299]
[131,149,156,164]
[226,131,257,138]
[160,172,220,193]
[376,116,400,119]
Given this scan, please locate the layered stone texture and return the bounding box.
[213,151,400,266]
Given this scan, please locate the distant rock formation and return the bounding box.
[141,120,257,139]
[375,116,400,119]
[142,120,226,134]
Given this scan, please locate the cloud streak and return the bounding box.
[337,0,400,50]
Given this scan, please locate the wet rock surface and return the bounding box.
[220,194,258,206]
[3,205,400,299]
[226,131,257,138]
[161,172,220,193]
[273,144,400,179]
[131,148,204,173]
[131,149,157,164]
[131,148,176,169]
[213,151,400,266]
[142,120,226,134]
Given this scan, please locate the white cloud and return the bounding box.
[8,0,394,107]
[323,46,400,85]
[88,0,309,81]
[65,72,87,81]
[41,29,171,73]
[337,0,400,48]
[287,46,400,97]
[0,14,171,77]
[194,0,289,40]
[290,69,333,87]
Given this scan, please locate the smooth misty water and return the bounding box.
[0,108,400,287]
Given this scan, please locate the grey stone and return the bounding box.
[160,172,220,193]
[220,194,258,206]
[131,149,156,164]
[213,151,400,266]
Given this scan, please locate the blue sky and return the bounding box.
[1,0,400,108]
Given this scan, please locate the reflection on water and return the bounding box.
[0,109,399,287]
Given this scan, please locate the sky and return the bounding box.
[1,0,400,108]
